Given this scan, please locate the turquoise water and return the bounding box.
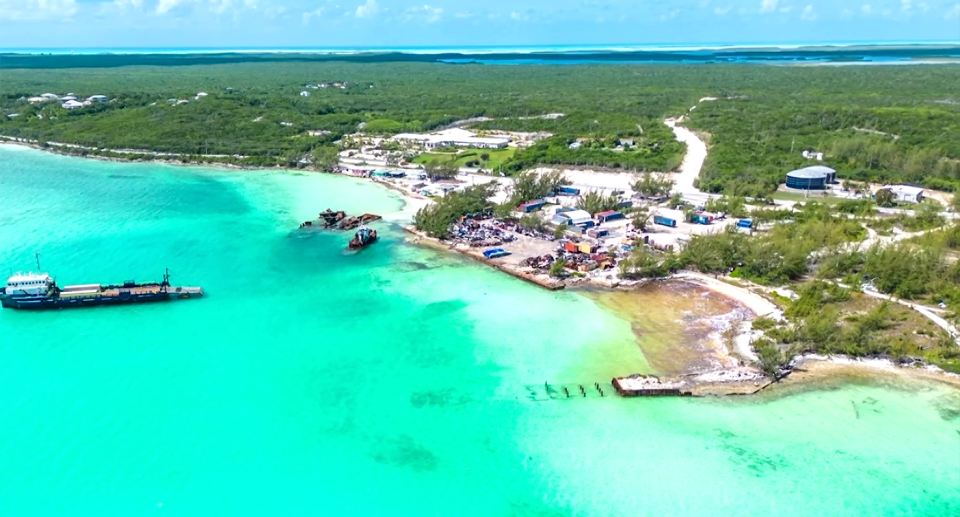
[1,146,959,516]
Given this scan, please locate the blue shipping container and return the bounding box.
[737,219,753,229]
[654,216,677,227]
[559,187,581,196]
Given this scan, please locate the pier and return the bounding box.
[613,369,773,397]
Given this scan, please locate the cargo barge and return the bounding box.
[0,269,203,310]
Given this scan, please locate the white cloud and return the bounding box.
[114,0,143,9]
[303,6,324,23]
[861,3,872,14]
[0,0,78,20]
[355,0,377,18]
[759,0,778,13]
[946,3,960,19]
[714,6,731,15]
[900,0,912,11]
[660,8,680,20]
[156,0,196,14]
[800,4,817,20]
[404,4,442,23]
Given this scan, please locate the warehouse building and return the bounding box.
[785,165,836,190]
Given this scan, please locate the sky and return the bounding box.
[0,0,958,49]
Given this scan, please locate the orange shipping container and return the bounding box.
[564,242,579,253]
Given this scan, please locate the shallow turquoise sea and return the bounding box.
[1,146,959,516]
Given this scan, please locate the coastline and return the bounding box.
[5,142,959,396]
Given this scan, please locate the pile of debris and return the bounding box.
[299,210,382,230]
[449,217,518,248]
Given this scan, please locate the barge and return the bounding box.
[1,269,203,310]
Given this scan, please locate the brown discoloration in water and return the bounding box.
[584,281,752,377]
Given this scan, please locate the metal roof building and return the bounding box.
[785,165,836,190]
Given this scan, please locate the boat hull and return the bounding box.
[0,291,200,310]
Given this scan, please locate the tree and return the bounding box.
[549,258,567,278]
[952,193,960,213]
[631,211,651,232]
[553,223,569,239]
[480,152,491,162]
[310,146,340,171]
[753,338,789,378]
[632,172,675,198]
[875,188,896,207]
[576,190,620,216]
[519,213,546,232]
[424,159,459,180]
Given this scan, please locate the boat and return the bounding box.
[483,248,510,259]
[348,226,378,250]
[0,268,203,310]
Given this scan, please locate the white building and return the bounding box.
[60,95,78,102]
[40,93,59,101]
[802,150,825,161]
[87,95,108,103]
[551,209,594,227]
[299,91,311,97]
[195,92,208,100]
[27,97,44,103]
[391,128,510,149]
[61,100,84,109]
[882,185,925,204]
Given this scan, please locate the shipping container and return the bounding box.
[519,200,545,213]
[692,215,712,225]
[578,242,596,254]
[586,229,609,239]
[564,242,579,253]
[653,216,677,227]
[737,219,753,229]
[559,186,581,196]
[595,210,624,223]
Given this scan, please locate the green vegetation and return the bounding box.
[413,147,516,170]
[685,66,960,195]
[632,172,675,198]
[575,190,621,216]
[3,61,956,188]
[760,281,960,373]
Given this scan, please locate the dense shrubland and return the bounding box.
[1,61,957,192]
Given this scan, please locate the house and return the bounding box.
[195,92,208,99]
[618,138,635,147]
[882,185,925,204]
[568,141,582,149]
[60,95,78,102]
[87,95,108,103]
[299,91,311,97]
[40,93,59,101]
[176,99,189,105]
[61,100,84,109]
[802,149,825,161]
[27,97,44,103]
[391,128,510,149]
